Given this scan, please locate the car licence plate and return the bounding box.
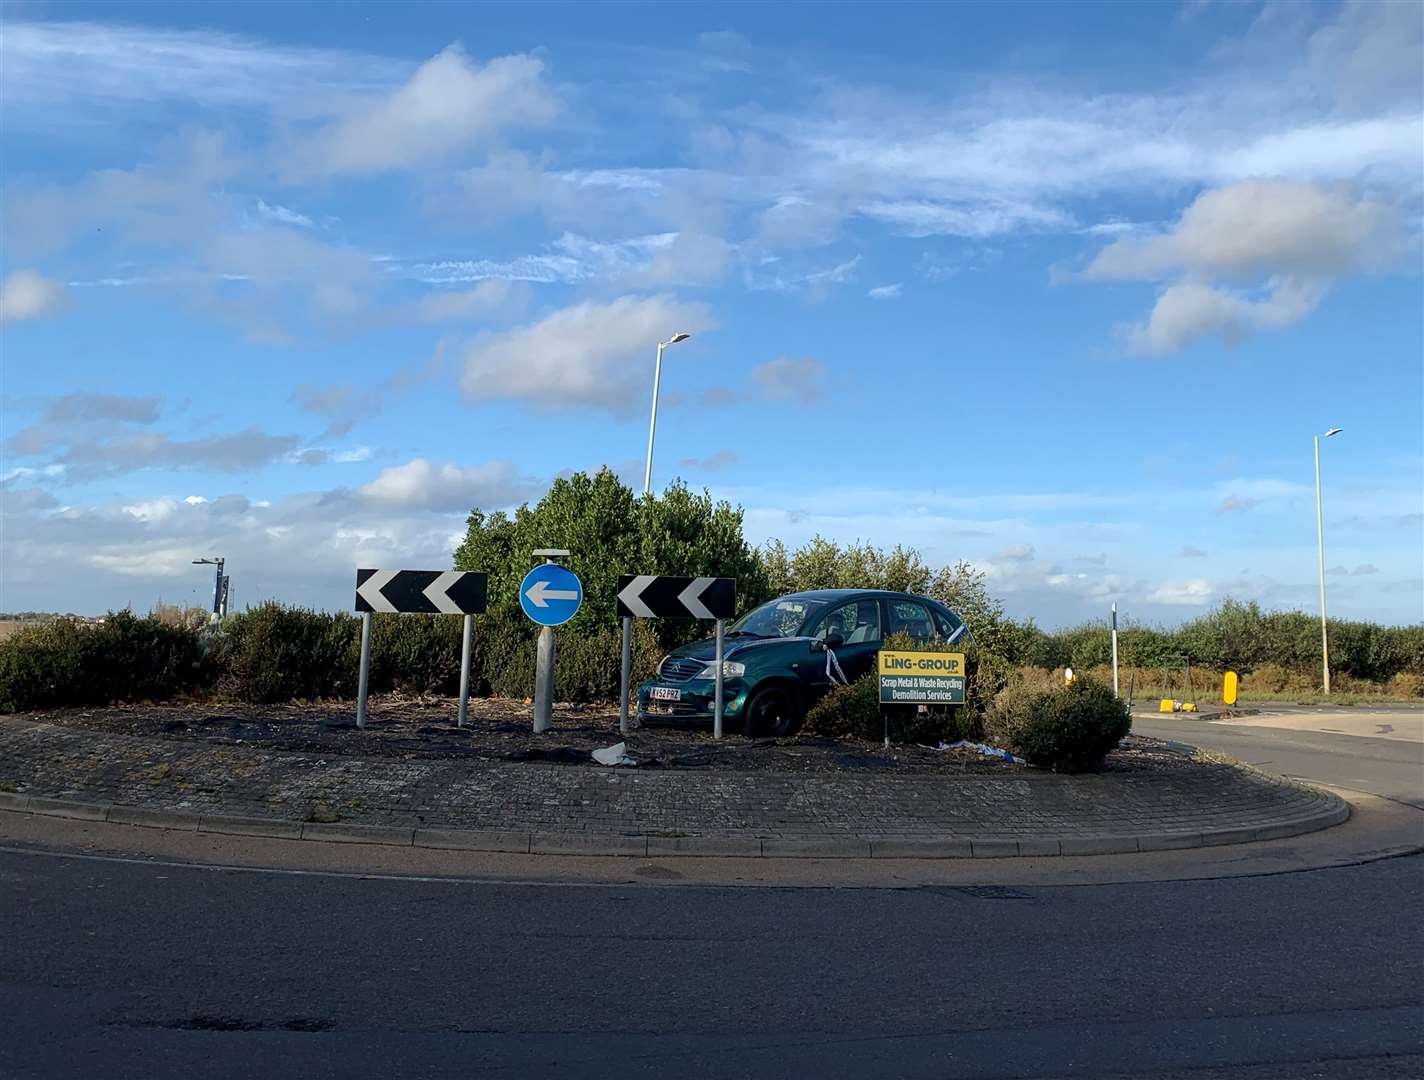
[649,687,682,701]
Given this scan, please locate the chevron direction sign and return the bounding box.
[355,569,488,615]
[616,575,735,620]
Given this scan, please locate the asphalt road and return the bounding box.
[3,703,1421,1080]
[1134,703,1424,808]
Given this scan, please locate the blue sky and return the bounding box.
[1,0,1420,626]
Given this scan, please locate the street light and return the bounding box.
[642,332,692,495]
[192,557,225,618]
[1314,428,1342,695]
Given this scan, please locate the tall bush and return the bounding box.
[0,611,210,712]
[986,677,1131,772]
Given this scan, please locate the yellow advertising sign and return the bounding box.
[878,650,966,676]
[877,650,967,704]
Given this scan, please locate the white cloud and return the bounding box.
[1084,181,1402,283]
[1082,180,1405,353]
[288,46,559,177]
[0,270,67,323]
[459,295,714,412]
[868,283,902,300]
[356,458,530,512]
[677,449,739,471]
[751,357,827,402]
[1148,578,1215,605]
[256,199,313,228]
[415,279,527,322]
[1127,278,1329,354]
[862,199,1072,238]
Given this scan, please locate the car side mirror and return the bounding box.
[820,632,845,650]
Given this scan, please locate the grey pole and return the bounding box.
[530,549,568,734]
[1110,602,1120,697]
[356,611,373,729]
[619,615,633,736]
[213,559,224,616]
[643,341,666,496]
[713,617,725,740]
[457,613,473,728]
[534,627,555,733]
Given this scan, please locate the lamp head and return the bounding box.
[1323,427,1343,438]
[667,332,691,345]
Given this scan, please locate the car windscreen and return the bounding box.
[729,598,826,638]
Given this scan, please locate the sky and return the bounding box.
[1,0,1421,628]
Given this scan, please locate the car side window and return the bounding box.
[812,601,881,644]
[887,600,935,642]
[931,607,965,642]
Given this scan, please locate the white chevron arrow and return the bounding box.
[526,578,579,608]
[422,570,466,614]
[677,576,717,620]
[617,574,658,618]
[357,569,399,613]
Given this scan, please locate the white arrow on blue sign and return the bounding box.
[519,563,584,626]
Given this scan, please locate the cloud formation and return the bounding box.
[357,457,531,512]
[1081,180,1404,353]
[459,295,713,412]
[288,46,559,177]
[0,270,66,323]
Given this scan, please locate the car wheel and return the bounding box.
[742,685,800,738]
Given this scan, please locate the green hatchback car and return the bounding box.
[636,588,972,736]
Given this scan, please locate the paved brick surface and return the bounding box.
[0,715,1342,846]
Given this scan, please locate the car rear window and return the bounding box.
[887,600,935,642]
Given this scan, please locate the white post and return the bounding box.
[1111,602,1120,697]
[457,613,473,728]
[713,618,725,740]
[643,341,666,496]
[619,615,633,736]
[1314,434,1331,696]
[356,611,373,728]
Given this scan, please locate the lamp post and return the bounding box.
[1314,428,1342,695]
[192,557,225,619]
[642,332,691,496]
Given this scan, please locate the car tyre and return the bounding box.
[742,685,801,738]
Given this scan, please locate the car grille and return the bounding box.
[659,656,706,682]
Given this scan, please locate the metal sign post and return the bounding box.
[619,616,634,735]
[713,618,725,740]
[458,613,474,727]
[522,550,581,735]
[354,568,487,728]
[356,611,373,729]
[616,574,737,738]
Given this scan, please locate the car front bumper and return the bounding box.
[635,678,748,724]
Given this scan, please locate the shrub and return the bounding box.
[0,610,210,712]
[802,673,881,739]
[217,604,358,703]
[986,677,1131,772]
[369,614,463,695]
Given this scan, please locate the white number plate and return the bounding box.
[649,687,682,701]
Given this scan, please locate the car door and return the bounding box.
[808,599,883,689]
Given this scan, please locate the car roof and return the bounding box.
[778,588,943,604]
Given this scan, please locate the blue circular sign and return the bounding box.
[519,564,584,626]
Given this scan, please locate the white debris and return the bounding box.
[939,740,1029,765]
[592,742,637,767]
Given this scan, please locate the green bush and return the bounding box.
[0,610,210,712]
[369,614,464,695]
[216,604,358,703]
[986,677,1131,772]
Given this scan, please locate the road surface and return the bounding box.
[1,702,1420,1079]
[1135,702,1424,808]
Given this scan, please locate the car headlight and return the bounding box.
[696,661,745,679]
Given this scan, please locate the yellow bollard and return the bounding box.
[1223,670,1239,706]
[1159,698,1174,713]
